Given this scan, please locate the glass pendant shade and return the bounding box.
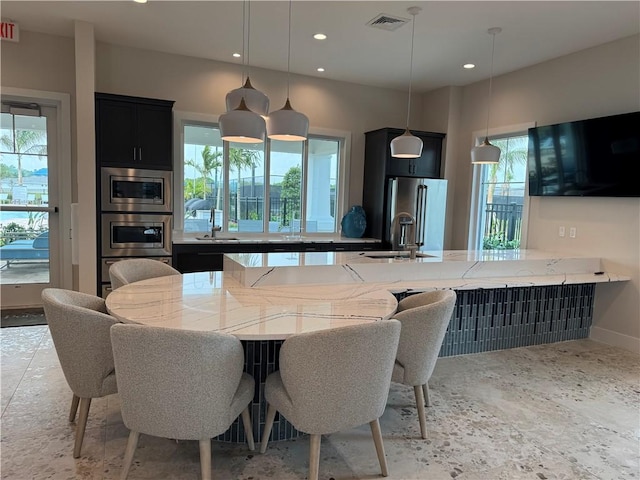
[219,97,266,143]
[390,128,423,158]
[470,137,501,164]
[267,99,309,141]
[226,77,269,116]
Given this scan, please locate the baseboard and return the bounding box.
[590,326,640,354]
[0,307,43,316]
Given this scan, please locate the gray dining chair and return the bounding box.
[108,258,180,290]
[260,320,401,480]
[41,288,119,458]
[391,289,457,439]
[110,323,255,480]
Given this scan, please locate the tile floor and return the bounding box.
[1,326,638,480]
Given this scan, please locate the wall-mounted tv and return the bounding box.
[527,111,640,197]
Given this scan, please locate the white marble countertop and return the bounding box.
[105,249,629,340]
[223,249,630,290]
[172,231,382,244]
[105,272,398,340]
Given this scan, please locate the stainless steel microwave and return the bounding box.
[101,213,172,257]
[101,167,172,213]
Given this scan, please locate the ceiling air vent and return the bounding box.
[366,13,410,31]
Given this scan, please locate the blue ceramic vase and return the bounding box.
[341,205,367,238]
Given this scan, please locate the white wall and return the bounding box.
[2,29,638,351]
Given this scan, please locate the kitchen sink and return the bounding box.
[362,251,434,259]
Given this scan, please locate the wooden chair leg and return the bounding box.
[120,430,140,480]
[423,382,431,407]
[308,434,322,480]
[69,394,80,422]
[73,397,92,458]
[259,403,277,453]
[240,407,255,451]
[199,438,212,480]
[413,385,427,439]
[369,418,389,477]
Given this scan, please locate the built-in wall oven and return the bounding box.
[101,167,172,212]
[99,167,174,298]
[101,213,172,257]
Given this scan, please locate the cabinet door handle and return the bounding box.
[138,147,143,162]
[133,147,137,161]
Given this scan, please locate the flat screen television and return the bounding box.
[527,111,640,197]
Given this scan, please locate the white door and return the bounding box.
[0,99,62,308]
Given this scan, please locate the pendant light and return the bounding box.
[225,1,269,115]
[390,6,423,159]
[219,0,267,143]
[267,0,309,141]
[471,27,502,164]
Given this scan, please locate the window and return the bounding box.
[469,130,530,251]
[178,119,345,236]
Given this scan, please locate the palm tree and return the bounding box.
[486,136,528,203]
[229,147,260,221]
[185,145,222,201]
[0,129,47,186]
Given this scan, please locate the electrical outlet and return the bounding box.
[569,227,577,238]
[558,226,565,237]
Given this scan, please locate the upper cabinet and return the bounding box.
[95,93,175,170]
[365,127,445,179]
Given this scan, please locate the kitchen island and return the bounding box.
[223,248,628,356]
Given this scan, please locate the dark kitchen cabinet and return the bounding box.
[365,127,445,179]
[172,241,385,273]
[362,127,445,241]
[95,93,174,170]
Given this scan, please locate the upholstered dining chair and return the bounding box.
[108,258,180,290]
[41,288,119,458]
[110,323,255,480]
[391,289,457,439]
[260,320,401,480]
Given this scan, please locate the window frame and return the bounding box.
[173,110,350,236]
[468,122,534,251]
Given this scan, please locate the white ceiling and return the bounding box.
[2,1,639,92]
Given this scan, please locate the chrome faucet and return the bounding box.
[210,207,222,238]
[391,211,418,259]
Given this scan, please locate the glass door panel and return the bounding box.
[0,102,59,307]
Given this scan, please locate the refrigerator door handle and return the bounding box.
[388,177,398,241]
[415,184,427,247]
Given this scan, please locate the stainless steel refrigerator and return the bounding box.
[385,177,447,251]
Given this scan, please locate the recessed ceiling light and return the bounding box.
[133,0,147,4]
[313,33,327,40]
[317,67,325,72]
[463,63,475,69]
[233,53,241,58]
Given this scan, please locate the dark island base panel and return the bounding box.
[215,339,303,444]
[397,283,595,357]
[215,283,595,444]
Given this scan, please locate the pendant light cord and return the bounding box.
[406,11,416,129]
[485,30,497,139]
[240,0,247,84]
[286,0,292,98]
[246,0,251,80]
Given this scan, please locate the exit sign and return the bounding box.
[1,21,19,42]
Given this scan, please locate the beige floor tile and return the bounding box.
[1,326,638,480]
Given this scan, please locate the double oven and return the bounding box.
[99,167,173,297]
